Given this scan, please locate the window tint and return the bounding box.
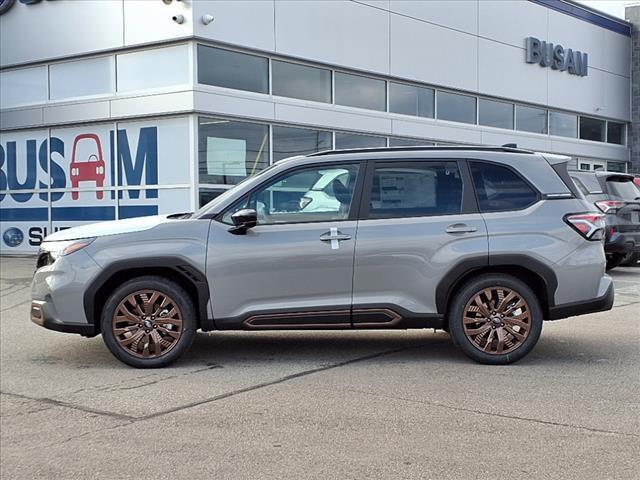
[516,105,547,134]
[197,45,268,93]
[470,162,538,212]
[437,91,476,124]
[334,72,386,111]
[199,187,229,208]
[335,132,386,149]
[549,111,577,138]
[389,82,434,118]
[272,60,331,103]
[579,117,605,142]
[198,118,269,185]
[273,126,332,162]
[224,164,360,225]
[367,162,462,219]
[607,122,625,145]
[479,99,514,129]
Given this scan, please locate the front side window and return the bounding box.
[223,164,360,225]
[470,162,538,212]
[366,162,462,219]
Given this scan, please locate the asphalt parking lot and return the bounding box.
[0,256,638,480]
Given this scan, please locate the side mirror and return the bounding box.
[229,208,257,235]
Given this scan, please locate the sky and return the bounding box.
[575,0,640,20]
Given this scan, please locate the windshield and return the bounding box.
[193,164,279,218]
[606,178,640,200]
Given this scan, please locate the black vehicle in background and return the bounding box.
[571,171,640,269]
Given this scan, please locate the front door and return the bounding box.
[352,159,488,326]
[206,162,363,329]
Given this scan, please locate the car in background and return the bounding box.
[571,171,640,269]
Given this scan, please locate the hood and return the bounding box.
[44,215,170,242]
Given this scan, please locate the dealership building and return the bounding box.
[0,0,636,253]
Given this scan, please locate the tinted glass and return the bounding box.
[198,187,228,207]
[335,133,386,149]
[607,122,625,145]
[606,178,638,199]
[273,126,332,162]
[549,111,577,138]
[389,82,434,118]
[516,105,547,134]
[272,60,331,103]
[579,117,605,142]
[388,137,434,147]
[470,162,538,212]
[479,99,514,129]
[606,161,626,173]
[334,72,386,111]
[367,162,462,219]
[197,45,268,93]
[437,91,476,124]
[224,164,360,224]
[198,118,269,185]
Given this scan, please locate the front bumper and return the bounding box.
[547,280,614,320]
[31,300,97,337]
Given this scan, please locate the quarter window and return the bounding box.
[470,162,538,212]
[366,162,463,219]
[223,164,360,225]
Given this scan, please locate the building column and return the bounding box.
[626,6,640,174]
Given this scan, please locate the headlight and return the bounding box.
[40,238,96,260]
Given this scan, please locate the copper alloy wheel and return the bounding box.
[462,287,532,355]
[112,290,183,359]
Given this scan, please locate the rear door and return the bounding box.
[352,159,488,324]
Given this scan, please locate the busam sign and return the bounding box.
[525,37,588,77]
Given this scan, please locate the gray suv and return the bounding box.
[30,146,614,368]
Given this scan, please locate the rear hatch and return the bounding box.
[602,174,640,233]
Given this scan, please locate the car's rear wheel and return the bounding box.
[448,274,543,365]
[101,276,196,368]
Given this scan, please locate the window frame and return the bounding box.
[467,159,542,213]
[215,160,367,226]
[359,159,477,221]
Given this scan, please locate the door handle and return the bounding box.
[445,223,478,234]
[319,232,352,242]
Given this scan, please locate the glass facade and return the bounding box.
[479,99,514,129]
[516,105,548,134]
[273,126,332,162]
[197,45,268,94]
[580,117,606,142]
[335,132,387,149]
[549,111,578,138]
[607,122,625,145]
[389,82,434,118]
[437,92,476,124]
[334,72,386,111]
[272,60,331,103]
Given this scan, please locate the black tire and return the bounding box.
[620,251,640,267]
[606,253,626,270]
[448,274,543,365]
[101,276,197,368]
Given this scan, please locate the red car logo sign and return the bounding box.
[70,133,105,200]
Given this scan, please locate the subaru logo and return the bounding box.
[2,227,24,247]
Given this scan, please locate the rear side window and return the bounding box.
[470,162,538,212]
[606,177,640,200]
[366,162,462,219]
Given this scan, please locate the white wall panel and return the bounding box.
[275,0,389,74]
[602,72,631,121]
[478,39,548,105]
[602,29,631,78]
[392,118,482,144]
[0,0,123,67]
[390,15,478,92]
[123,0,193,46]
[478,0,547,48]
[193,1,275,51]
[43,102,111,126]
[392,0,478,35]
[275,103,391,134]
[548,67,603,117]
[547,9,605,71]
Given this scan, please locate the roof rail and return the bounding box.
[308,144,534,157]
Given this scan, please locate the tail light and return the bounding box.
[564,213,605,241]
[595,200,625,213]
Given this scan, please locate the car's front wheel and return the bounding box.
[448,274,543,365]
[101,276,196,368]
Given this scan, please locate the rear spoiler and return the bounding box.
[541,154,583,199]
